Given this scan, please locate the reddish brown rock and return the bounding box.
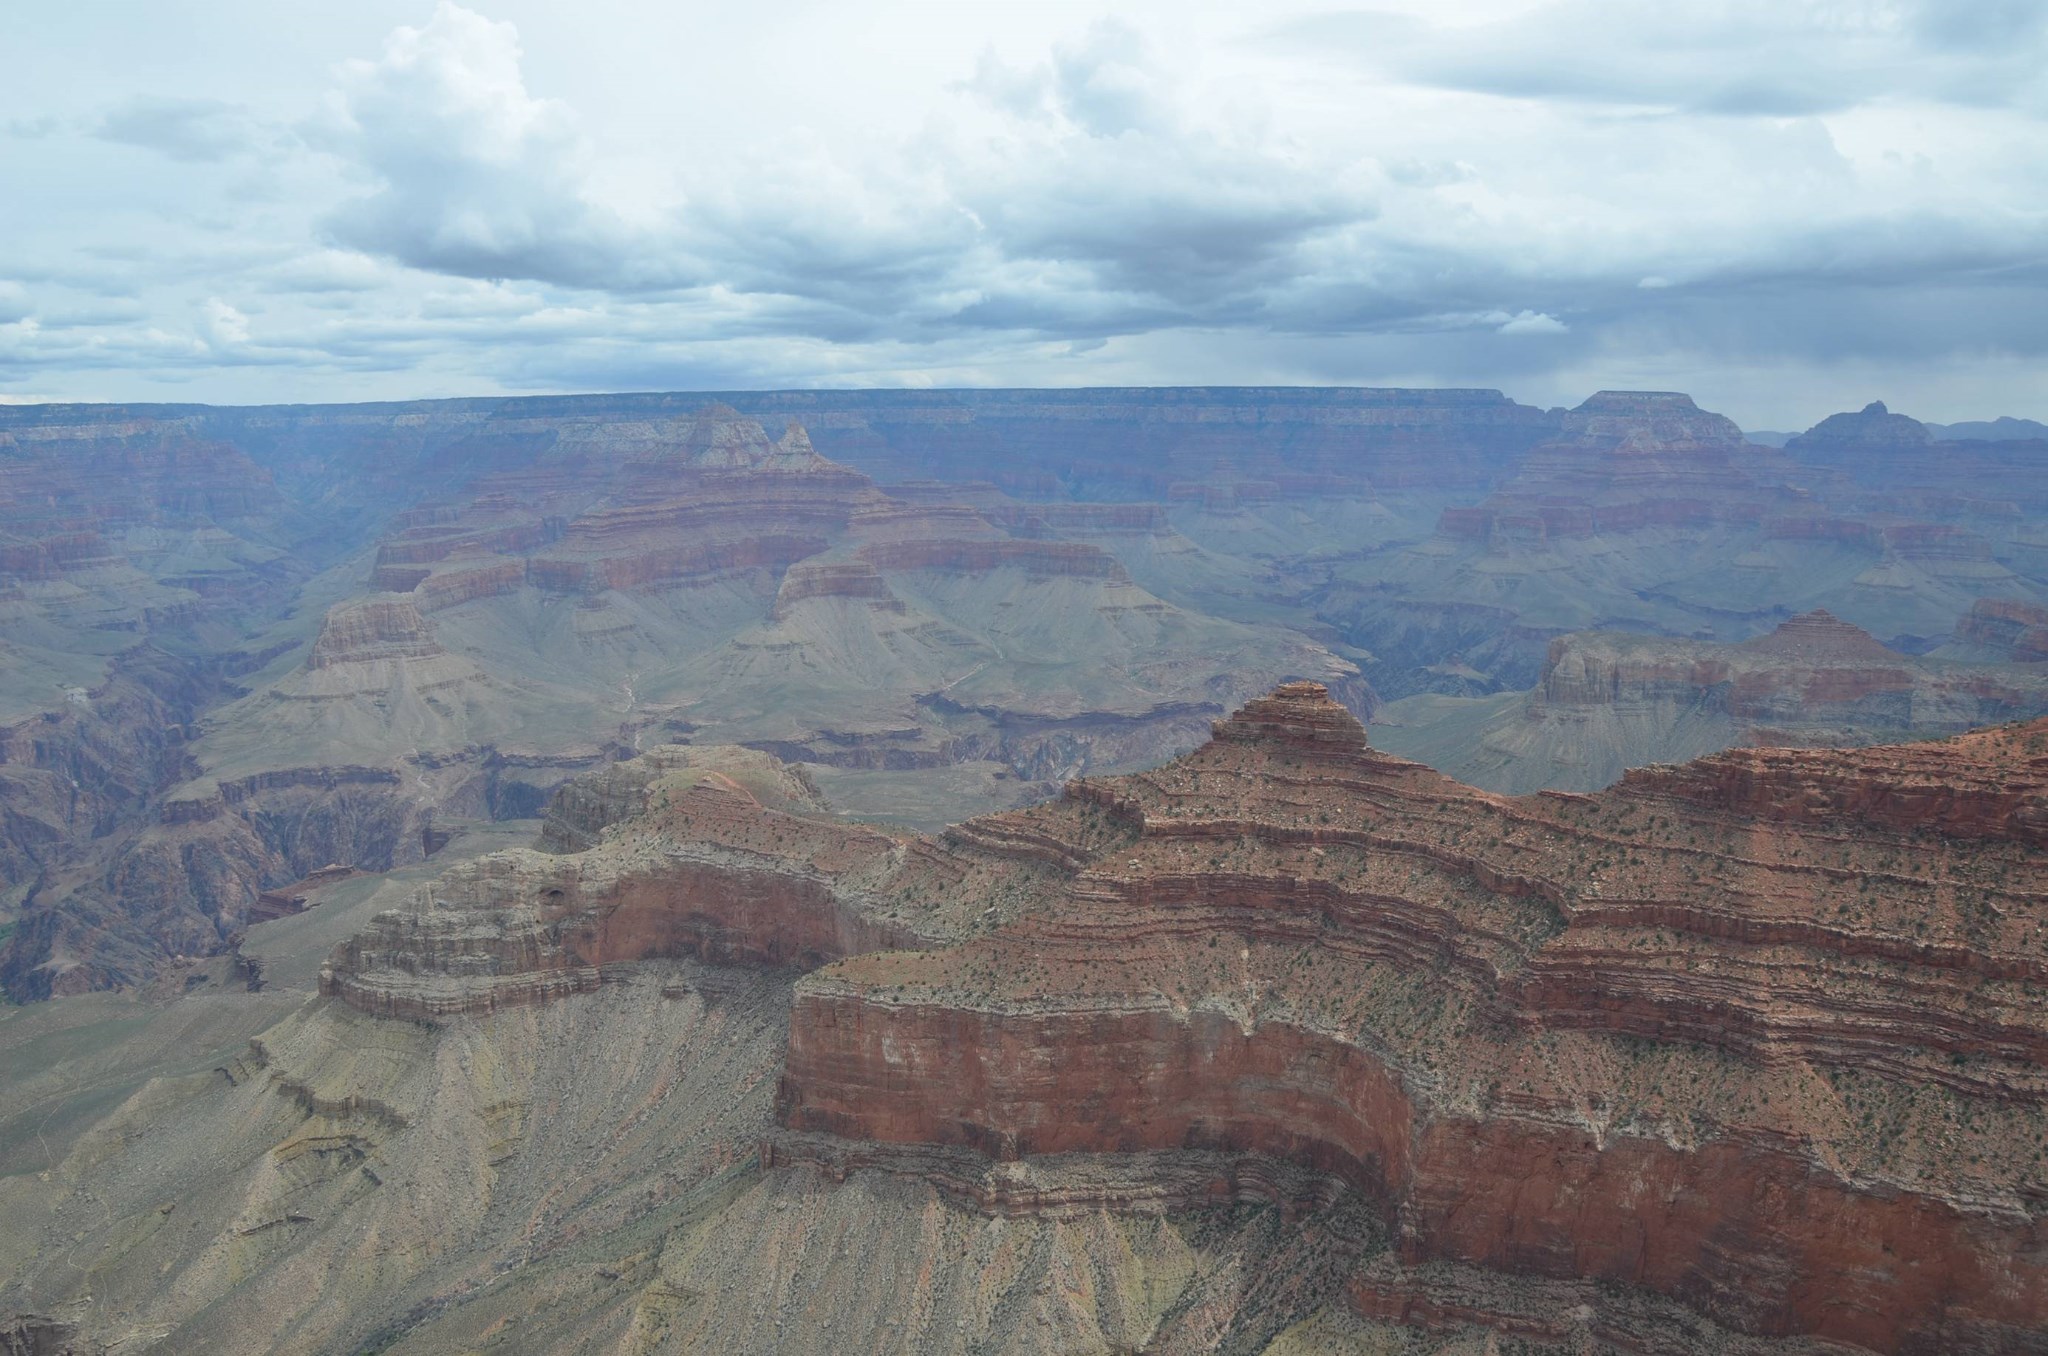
[321,744,1105,1019]
[316,684,2048,1350]
[769,685,2048,1353]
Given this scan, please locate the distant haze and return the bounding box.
[2,0,2045,428]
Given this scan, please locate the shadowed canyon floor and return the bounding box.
[6,694,2044,1354]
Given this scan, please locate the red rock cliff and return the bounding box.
[777,685,2048,1353]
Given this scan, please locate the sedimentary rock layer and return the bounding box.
[771,686,2048,1353]
[1373,610,2048,794]
[321,684,2048,1350]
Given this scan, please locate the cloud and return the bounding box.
[966,21,1174,137]
[1273,1,2048,117]
[296,6,1390,346]
[201,298,251,347]
[256,250,390,294]
[674,20,1381,340]
[5,0,2048,425]
[1912,0,2048,53]
[312,2,689,291]
[94,97,266,162]
[1496,310,1568,335]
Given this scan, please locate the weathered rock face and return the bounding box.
[1374,610,2048,795]
[6,384,2047,1012]
[309,684,2048,1350]
[322,742,1099,1019]
[0,647,224,1000]
[1783,404,2048,523]
[727,386,1561,498]
[305,599,443,669]
[1551,607,2048,737]
[766,684,2048,1353]
[1331,389,2048,701]
[342,404,1365,798]
[1561,389,1749,452]
[0,399,1369,997]
[1949,598,2048,663]
[1787,400,1936,456]
[1434,390,1799,549]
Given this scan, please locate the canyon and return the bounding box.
[4,386,2044,996]
[0,384,2044,1353]
[5,687,2043,1353]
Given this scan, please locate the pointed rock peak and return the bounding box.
[1787,401,1932,450]
[1212,681,1369,756]
[1740,609,1898,662]
[763,418,832,472]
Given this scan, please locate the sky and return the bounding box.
[2,0,2044,428]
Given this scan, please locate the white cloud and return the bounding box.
[1496,310,1567,335]
[312,2,687,290]
[202,298,251,347]
[0,0,2044,427]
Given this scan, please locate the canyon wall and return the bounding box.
[315,684,2048,1351]
[771,686,2048,1352]
[1374,608,2048,794]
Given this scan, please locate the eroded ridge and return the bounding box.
[775,685,2048,1354]
[320,743,1104,1018]
[320,688,2048,1351]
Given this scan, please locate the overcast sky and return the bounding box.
[3,0,2044,426]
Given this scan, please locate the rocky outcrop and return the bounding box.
[6,384,2045,1012]
[768,559,899,619]
[311,683,2048,1349]
[856,539,1129,580]
[1560,389,1748,452]
[1373,611,2048,794]
[768,685,2048,1353]
[1430,391,1797,549]
[536,744,827,853]
[1621,720,2048,846]
[1786,400,1935,457]
[322,781,922,1018]
[0,1312,103,1355]
[1783,403,2048,518]
[1948,598,2048,663]
[305,599,443,669]
[321,742,1130,1020]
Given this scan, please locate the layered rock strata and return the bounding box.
[1432,391,1799,547]
[1948,598,2048,664]
[322,743,1104,1018]
[1373,609,2048,793]
[321,684,2048,1351]
[773,686,2048,1353]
